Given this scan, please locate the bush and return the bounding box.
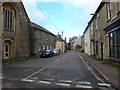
[75,45,82,49]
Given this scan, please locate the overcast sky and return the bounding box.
[23,0,102,42]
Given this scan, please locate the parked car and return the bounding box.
[40,49,54,58]
[52,49,60,56]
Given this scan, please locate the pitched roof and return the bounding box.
[30,22,56,36]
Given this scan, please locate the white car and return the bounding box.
[52,49,60,55]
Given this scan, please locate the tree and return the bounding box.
[75,45,82,49]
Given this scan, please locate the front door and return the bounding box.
[4,43,10,59]
[101,42,103,60]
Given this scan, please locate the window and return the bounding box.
[47,35,49,41]
[3,8,13,30]
[107,2,112,20]
[91,22,93,35]
[38,44,41,51]
[109,30,120,59]
[119,0,120,11]
[42,45,45,51]
[50,45,51,49]
[95,18,98,30]
[46,44,49,50]
[117,30,120,58]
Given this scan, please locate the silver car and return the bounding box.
[52,49,60,55]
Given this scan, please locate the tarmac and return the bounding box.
[78,51,120,90]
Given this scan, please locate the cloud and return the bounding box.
[23,1,48,25]
[70,0,101,28]
[23,0,102,8]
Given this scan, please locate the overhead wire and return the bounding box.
[32,0,61,33]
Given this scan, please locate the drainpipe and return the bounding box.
[0,2,3,90]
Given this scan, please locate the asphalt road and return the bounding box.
[2,51,116,90]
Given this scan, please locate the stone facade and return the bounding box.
[104,2,120,62]
[1,2,30,61]
[73,37,81,50]
[84,26,91,56]
[83,1,120,62]
[30,22,56,56]
[81,35,84,52]
[56,41,65,52]
[55,34,66,52]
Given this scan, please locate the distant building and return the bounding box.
[55,34,66,52]
[69,36,77,50]
[81,35,84,52]
[73,37,81,50]
[30,22,56,56]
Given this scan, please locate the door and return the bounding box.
[101,42,103,60]
[4,43,10,59]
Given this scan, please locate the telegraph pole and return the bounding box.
[0,2,3,90]
[62,31,63,52]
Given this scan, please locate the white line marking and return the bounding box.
[91,64,108,80]
[22,79,34,82]
[23,67,46,80]
[76,85,92,88]
[78,81,91,85]
[98,83,111,86]
[32,77,38,80]
[22,53,71,80]
[44,78,54,81]
[77,52,113,89]
[56,83,70,87]
[59,80,72,83]
[39,81,51,84]
[0,77,4,79]
[77,52,100,80]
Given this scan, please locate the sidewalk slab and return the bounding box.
[78,52,119,89]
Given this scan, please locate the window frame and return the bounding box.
[107,2,112,20]
[4,43,10,59]
[3,8,13,30]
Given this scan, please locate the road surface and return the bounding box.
[2,51,116,90]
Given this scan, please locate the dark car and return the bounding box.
[40,49,54,58]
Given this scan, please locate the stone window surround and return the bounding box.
[3,7,14,31]
[107,2,112,20]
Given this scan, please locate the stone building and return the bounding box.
[83,25,91,56]
[55,34,66,52]
[91,2,107,60]
[73,36,81,50]
[104,2,120,62]
[92,2,120,61]
[30,22,56,56]
[83,1,120,62]
[81,35,84,52]
[0,1,30,61]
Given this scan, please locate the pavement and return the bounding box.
[78,51,120,90]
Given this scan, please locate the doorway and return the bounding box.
[101,42,103,60]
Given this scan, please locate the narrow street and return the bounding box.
[2,51,116,90]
